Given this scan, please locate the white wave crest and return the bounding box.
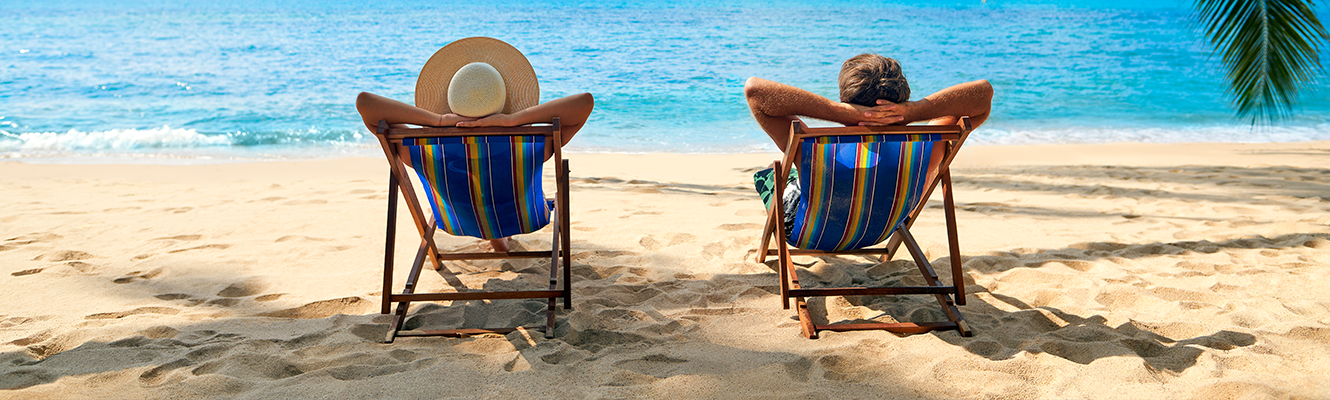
[0,127,232,151]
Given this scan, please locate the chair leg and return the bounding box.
[942,171,965,306]
[781,244,817,338]
[561,159,572,310]
[756,210,776,264]
[546,206,561,339]
[899,227,972,337]
[383,174,398,315]
[384,239,431,343]
[795,296,817,339]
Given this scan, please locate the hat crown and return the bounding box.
[447,62,506,118]
[415,37,539,117]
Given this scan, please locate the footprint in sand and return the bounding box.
[167,244,233,254]
[258,297,374,319]
[1,233,61,251]
[56,259,94,273]
[572,250,639,263]
[153,234,202,241]
[282,199,328,205]
[217,278,267,297]
[639,236,662,251]
[0,316,39,329]
[734,208,766,217]
[717,223,762,231]
[255,293,285,302]
[11,268,43,277]
[274,235,331,243]
[85,306,181,320]
[700,242,726,260]
[613,354,689,378]
[7,331,52,346]
[620,210,664,219]
[816,355,869,381]
[667,233,696,246]
[113,268,164,284]
[32,250,94,262]
[206,298,241,307]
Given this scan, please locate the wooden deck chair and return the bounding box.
[374,118,571,342]
[754,117,975,339]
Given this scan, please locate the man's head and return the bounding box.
[838,54,910,107]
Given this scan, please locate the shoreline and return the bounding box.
[2,140,1328,398]
[5,139,1329,170]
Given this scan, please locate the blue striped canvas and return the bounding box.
[402,135,550,240]
[787,134,938,251]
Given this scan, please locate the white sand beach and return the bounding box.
[2,141,1329,399]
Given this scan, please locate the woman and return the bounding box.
[357,37,594,252]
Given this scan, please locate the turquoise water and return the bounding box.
[2,0,1328,161]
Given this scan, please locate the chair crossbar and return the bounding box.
[433,251,553,261]
[396,327,547,338]
[817,321,958,334]
[788,286,957,297]
[391,290,565,302]
[766,248,894,256]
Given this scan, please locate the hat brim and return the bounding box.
[416,37,539,116]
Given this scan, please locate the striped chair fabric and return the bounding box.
[401,135,550,240]
[788,134,939,251]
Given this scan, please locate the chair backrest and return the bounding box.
[400,135,549,239]
[785,123,964,251]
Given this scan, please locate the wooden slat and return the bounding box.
[391,290,564,302]
[816,322,958,334]
[433,251,552,260]
[395,326,545,337]
[767,248,893,256]
[789,286,957,297]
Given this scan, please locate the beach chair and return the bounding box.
[374,118,571,342]
[754,117,974,338]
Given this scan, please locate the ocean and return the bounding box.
[3,0,1328,162]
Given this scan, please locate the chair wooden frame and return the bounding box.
[375,118,572,342]
[754,117,975,339]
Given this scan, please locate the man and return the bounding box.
[745,53,993,179]
[744,53,992,239]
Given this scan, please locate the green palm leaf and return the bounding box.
[1194,0,1329,123]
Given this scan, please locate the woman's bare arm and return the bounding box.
[456,92,594,149]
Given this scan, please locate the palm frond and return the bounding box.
[1194,0,1329,124]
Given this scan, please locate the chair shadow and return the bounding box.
[773,231,1317,373]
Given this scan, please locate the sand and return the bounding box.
[2,141,1329,399]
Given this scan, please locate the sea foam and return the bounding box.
[0,127,232,151]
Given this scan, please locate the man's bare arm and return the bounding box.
[867,79,993,128]
[744,77,875,152]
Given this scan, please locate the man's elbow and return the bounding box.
[975,79,994,101]
[743,77,768,100]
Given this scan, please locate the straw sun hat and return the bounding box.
[415,37,540,118]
